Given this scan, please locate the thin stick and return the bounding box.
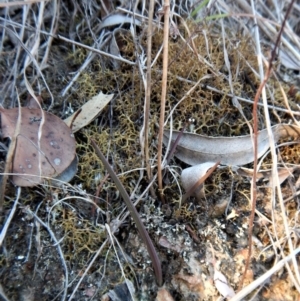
[105,224,135,300]
[144,0,155,195]
[232,248,300,301]
[57,35,135,65]
[157,0,170,202]
[239,0,296,289]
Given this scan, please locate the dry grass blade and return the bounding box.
[57,35,135,65]
[0,187,20,246]
[67,239,109,301]
[236,0,300,63]
[105,224,136,300]
[23,207,68,301]
[0,284,9,301]
[0,0,50,8]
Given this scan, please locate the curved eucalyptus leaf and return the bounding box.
[164,124,300,166]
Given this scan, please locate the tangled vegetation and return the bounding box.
[1,0,300,300]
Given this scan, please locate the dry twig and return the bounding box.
[157,0,170,202]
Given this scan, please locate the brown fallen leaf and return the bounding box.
[0,107,76,187]
[163,124,300,166]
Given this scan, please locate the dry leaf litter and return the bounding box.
[0,1,300,301]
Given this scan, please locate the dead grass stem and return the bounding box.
[157,0,170,203]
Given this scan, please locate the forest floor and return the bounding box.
[1,1,300,300]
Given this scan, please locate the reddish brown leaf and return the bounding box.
[0,107,76,187]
